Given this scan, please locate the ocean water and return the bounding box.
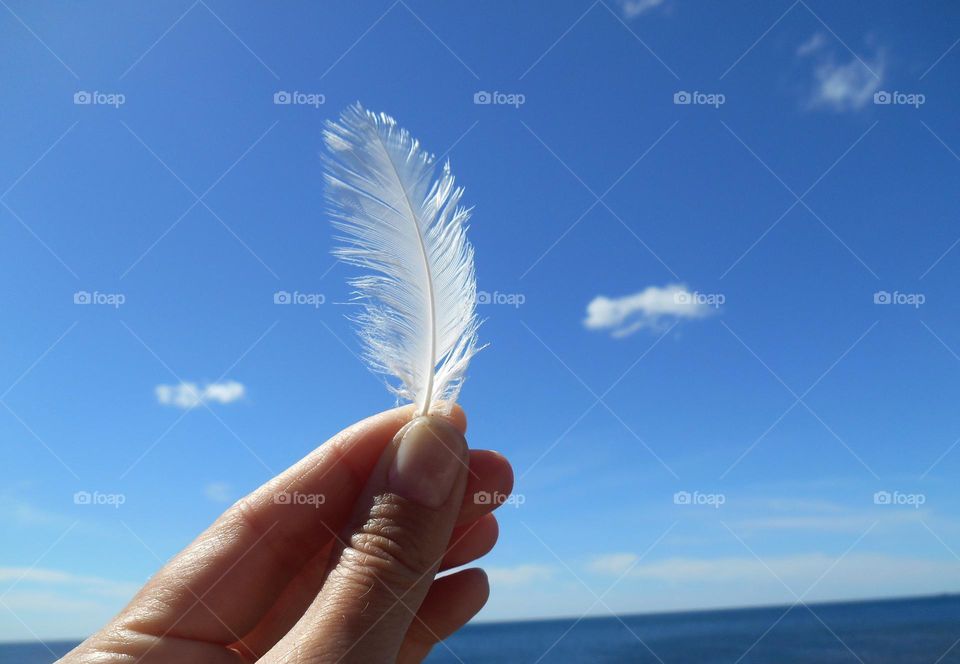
[429,595,960,663]
[3,595,958,663]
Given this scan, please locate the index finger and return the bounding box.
[111,405,466,648]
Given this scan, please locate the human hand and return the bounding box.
[62,406,512,663]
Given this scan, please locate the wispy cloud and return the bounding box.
[2,500,71,528]
[796,32,827,57]
[619,0,666,19]
[586,552,638,575]
[586,552,960,590]
[797,32,883,111]
[155,380,245,408]
[584,284,718,337]
[204,481,232,503]
[0,567,139,598]
[0,567,139,640]
[731,497,932,533]
[736,510,926,533]
[486,564,556,585]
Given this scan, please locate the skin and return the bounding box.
[61,405,513,663]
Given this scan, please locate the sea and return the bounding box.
[3,595,958,663]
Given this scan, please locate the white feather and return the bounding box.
[324,103,480,417]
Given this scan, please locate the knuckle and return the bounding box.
[337,496,441,592]
[230,498,306,571]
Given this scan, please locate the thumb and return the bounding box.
[266,415,470,663]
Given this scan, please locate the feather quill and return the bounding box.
[324,103,480,417]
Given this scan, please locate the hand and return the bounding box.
[62,406,513,663]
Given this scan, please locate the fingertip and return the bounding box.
[476,568,490,599]
[439,403,468,434]
[374,403,467,435]
[457,567,490,604]
[396,567,490,662]
[487,450,514,495]
[432,566,490,613]
[470,450,514,494]
[443,513,499,570]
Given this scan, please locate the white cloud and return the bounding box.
[478,550,960,623]
[202,381,245,404]
[731,497,931,533]
[3,500,70,528]
[0,567,140,598]
[810,59,883,110]
[619,0,665,19]
[584,284,717,337]
[2,591,110,614]
[155,380,245,408]
[795,32,827,57]
[587,552,960,590]
[486,564,556,585]
[797,33,884,111]
[586,552,639,575]
[204,481,232,503]
[737,509,926,533]
[0,567,139,640]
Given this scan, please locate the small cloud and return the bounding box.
[155,380,245,409]
[584,284,718,337]
[810,58,883,111]
[0,567,139,598]
[795,32,827,57]
[0,567,139,638]
[202,381,245,404]
[204,482,232,503]
[585,553,960,593]
[587,552,639,575]
[797,33,884,112]
[3,500,71,528]
[619,0,665,19]
[486,564,555,585]
[736,506,927,533]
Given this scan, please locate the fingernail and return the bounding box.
[388,417,465,508]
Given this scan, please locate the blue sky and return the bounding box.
[2,0,960,643]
